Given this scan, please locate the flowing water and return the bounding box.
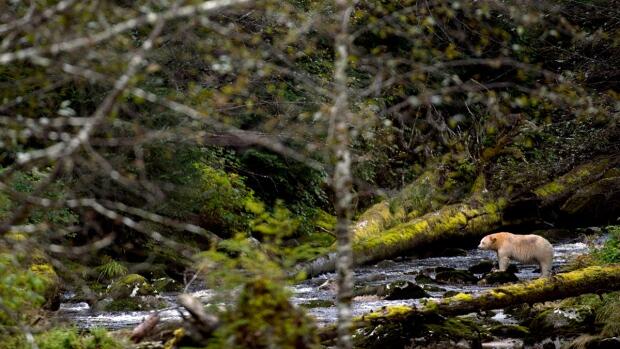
[56,239,590,330]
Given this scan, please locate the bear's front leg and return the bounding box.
[498,255,511,271]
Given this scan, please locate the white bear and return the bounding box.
[478,232,554,277]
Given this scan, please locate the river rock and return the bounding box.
[443,290,459,298]
[108,274,156,299]
[479,271,519,285]
[468,260,494,274]
[423,284,446,292]
[415,273,435,284]
[435,266,456,273]
[435,269,478,284]
[355,280,430,299]
[384,280,430,300]
[152,277,181,292]
[528,305,595,338]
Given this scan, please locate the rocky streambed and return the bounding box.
[56,239,590,333]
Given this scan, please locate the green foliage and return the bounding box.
[0,168,78,226]
[592,226,620,264]
[94,257,128,281]
[0,254,46,326]
[596,292,620,337]
[193,162,256,234]
[207,278,319,349]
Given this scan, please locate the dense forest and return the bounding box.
[0,0,618,348]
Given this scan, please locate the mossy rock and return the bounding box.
[107,274,155,300]
[415,273,435,284]
[30,263,61,310]
[468,260,494,274]
[435,266,456,273]
[479,271,519,285]
[383,280,430,300]
[528,305,596,339]
[102,296,167,311]
[435,269,478,285]
[443,290,460,298]
[423,285,446,292]
[299,299,335,308]
[152,277,182,293]
[425,316,487,341]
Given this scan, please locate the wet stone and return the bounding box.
[435,266,456,273]
[415,274,435,284]
[383,280,430,300]
[435,269,478,285]
[443,290,460,298]
[299,299,334,308]
[423,285,446,292]
[468,260,494,274]
[479,271,519,285]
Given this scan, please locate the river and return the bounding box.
[55,239,590,330]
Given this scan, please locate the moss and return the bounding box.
[207,278,319,349]
[152,277,181,292]
[107,274,155,300]
[533,159,610,201]
[103,297,167,311]
[425,317,483,340]
[299,299,334,308]
[1,327,126,349]
[450,292,474,302]
[164,328,185,349]
[363,305,414,321]
[30,263,61,309]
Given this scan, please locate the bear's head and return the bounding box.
[478,234,498,250]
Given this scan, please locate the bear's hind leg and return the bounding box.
[539,260,552,277]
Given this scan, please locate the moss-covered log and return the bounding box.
[302,197,507,276]
[372,265,620,320]
[319,265,620,343]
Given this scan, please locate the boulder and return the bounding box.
[107,274,155,299]
[468,260,494,274]
[384,281,430,300]
[415,274,435,284]
[479,271,519,285]
[435,269,478,284]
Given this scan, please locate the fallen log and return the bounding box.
[130,312,160,343]
[300,156,619,277]
[178,294,219,337]
[302,197,507,277]
[319,264,620,342]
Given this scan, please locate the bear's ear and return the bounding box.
[491,236,497,243]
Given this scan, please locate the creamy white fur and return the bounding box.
[478,232,554,277]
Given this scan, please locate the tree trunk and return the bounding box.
[329,1,354,348]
